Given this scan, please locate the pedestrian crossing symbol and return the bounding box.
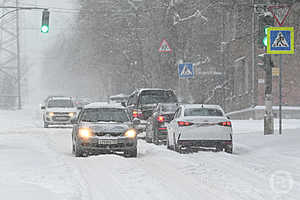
[158,39,172,53]
[178,63,194,78]
[267,27,294,54]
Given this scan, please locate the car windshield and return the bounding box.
[184,108,223,117]
[80,108,130,122]
[140,90,177,105]
[47,99,74,108]
[161,104,177,113]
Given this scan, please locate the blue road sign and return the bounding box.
[267,27,294,54]
[178,63,194,78]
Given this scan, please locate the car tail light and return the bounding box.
[224,141,232,145]
[158,127,167,130]
[178,121,194,127]
[218,121,232,127]
[157,115,165,123]
[132,110,143,118]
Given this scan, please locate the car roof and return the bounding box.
[48,97,72,100]
[84,102,125,109]
[130,88,175,95]
[109,93,129,99]
[181,104,223,110]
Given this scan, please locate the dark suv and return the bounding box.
[127,88,178,132]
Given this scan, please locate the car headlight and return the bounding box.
[124,129,137,138]
[69,112,75,117]
[47,112,54,117]
[78,128,93,139]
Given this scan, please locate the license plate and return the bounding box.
[55,117,69,121]
[98,139,118,145]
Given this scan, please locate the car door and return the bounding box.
[72,110,83,144]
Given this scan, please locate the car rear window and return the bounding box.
[47,99,74,108]
[161,104,177,113]
[184,108,223,117]
[80,108,130,122]
[139,90,177,105]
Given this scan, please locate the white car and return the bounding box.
[167,104,233,153]
[41,96,79,128]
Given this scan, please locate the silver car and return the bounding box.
[167,104,233,153]
[41,97,78,128]
[72,103,139,157]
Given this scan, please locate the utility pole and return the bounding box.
[16,0,21,109]
[251,0,256,106]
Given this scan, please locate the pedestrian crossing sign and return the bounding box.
[267,27,294,54]
[178,63,194,78]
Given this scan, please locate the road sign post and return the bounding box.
[267,27,294,135]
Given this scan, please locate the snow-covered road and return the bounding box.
[0,107,299,200]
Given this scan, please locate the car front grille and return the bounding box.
[95,132,123,137]
[54,112,70,115]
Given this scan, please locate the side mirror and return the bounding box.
[121,102,126,107]
[226,115,231,120]
[132,118,140,126]
[41,106,45,110]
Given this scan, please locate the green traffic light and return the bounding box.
[264,26,270,35]
[41,25,49,33]
[263,26,270,47]
[263,36,268,47]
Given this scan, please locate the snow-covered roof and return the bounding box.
[130,88,175,95]
[49,96,72,100]
[181,104,223,110]
[109,93,129,99]
[84,102,125,109]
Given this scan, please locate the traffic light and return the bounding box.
[41,9,50,33]
[258,15,274,48]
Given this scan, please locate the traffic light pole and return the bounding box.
[264,53,274,135]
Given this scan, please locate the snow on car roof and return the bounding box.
[84,102,125,109]
[49,96,72,100]
[182,104,223,110]
[109,93,129,98]
[130,88,175,95]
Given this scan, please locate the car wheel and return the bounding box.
[152,130,159,145]
[216,143,224,152]
[166,137,172,149]
[125,148,137,158]
[74,143,83,157]
[72,143,75,154]
[225,145,233,154]
[44,122,49,128]
[145,136,152,143]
